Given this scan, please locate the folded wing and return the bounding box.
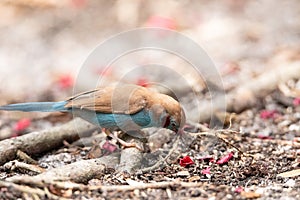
[64,85,151,114]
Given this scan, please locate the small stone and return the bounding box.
[188,175,201,182]
[284,179,296,187]
[289,124,300,131]
[177,171,190,177]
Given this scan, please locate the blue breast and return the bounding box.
[73,109,153,131]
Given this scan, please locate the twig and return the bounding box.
[90,180,205,192]
[16,150,38,164]
[197,59,300,122]
[26,179,206,192]
[3,160,45,174]
[0,118,95,165]
[0,180,68,200]
[139,135,181,173]
[7,155,119,185]
[192,127,254,158]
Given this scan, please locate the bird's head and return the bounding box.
[156,94,186,133]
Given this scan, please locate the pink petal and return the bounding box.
[14,118,31,132]
[102,141,117,153]
[216,152,234,164]
[234,186,244,193]
[71,0,87,8]
[293,97,300,106]
[136,77,149,87]
[201,167,211,175]
[57,74,74,89]
[257,134,272,140]
[259,110,279,119]
[96,67,113,77]
[145,15,177,30]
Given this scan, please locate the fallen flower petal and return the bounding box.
[102,141,117,153]
[146,15,177,30]
[14,118,31,132]
[96,67,113,77]
[201,167,211,175]
[260,110,279,119]
[257,134,273,140]
[57,74,74,89]
[216,152,234,164]
[71,0,87,8]
[293,97,300,106]
[179,156,194,167]
[234,186,244,193]
[136,77,149,87]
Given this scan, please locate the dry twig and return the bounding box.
[7,153,119,185]
[0,118,95,165]
[0,180,68,200]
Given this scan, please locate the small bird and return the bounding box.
[0,84,186,135]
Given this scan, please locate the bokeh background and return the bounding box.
[0,2,300,199]
[0,0,299,108]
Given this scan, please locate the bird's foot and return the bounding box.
[111,132,144,151]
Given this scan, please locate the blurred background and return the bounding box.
[0,0,299,110]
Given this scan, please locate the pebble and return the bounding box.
[284,179,296,187]
[289,124,300,131]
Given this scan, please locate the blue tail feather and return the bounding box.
[0,101,68,112]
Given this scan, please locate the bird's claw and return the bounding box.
[110,131,144,151]
[117,139,144,151]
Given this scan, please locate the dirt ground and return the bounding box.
[0,0,299,199]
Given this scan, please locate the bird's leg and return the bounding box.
[113,132,144,151]
[103,129,143,151]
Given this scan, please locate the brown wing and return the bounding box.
[64,85,150,114]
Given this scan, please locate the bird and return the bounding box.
[0,84,186,136]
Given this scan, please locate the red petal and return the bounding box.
[257,134,272,140]
[14,118,31,132]
[216,152,234,164]
[293,97,300,106]
[179,156,194,167]
[57,74,74,89]
[146,15,177,30]
[136,77,149,87]
[201,167,211,175]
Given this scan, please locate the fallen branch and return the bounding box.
[90,180,206,192]
[0,180,67,200]
[8,178,206,192]
[3,160,45,174]
[0,118,96,165]
[198,56,300,122]
[227,61,300,113]
[7,154,120,185]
